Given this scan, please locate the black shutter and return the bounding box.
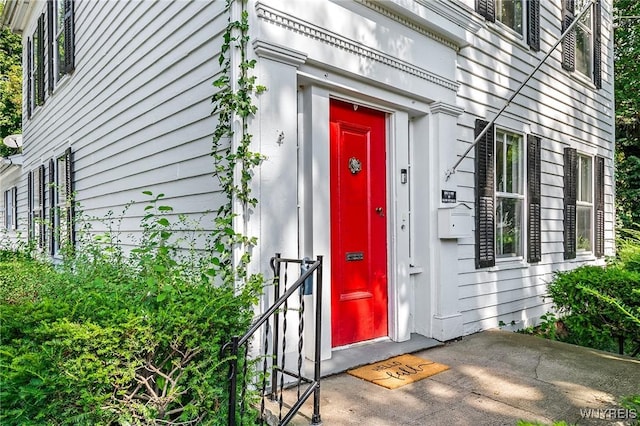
[594,155,605,257]
[37,14,45,106]
[27,171,33,240]
[47,0,54,93]
[38,165,46,248]
[26,39,32,119]
[563,148,577,259]
[527,0,541,52]
[593,0,602,88]
[527,135,542,263]
[65,148,75,247]
[475,119,495,268]
[476,0,495,22]
[561,0,576,71]
[49,158,55,255]
[62,0,75,74]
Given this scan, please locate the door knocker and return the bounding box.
[348,157,362,174]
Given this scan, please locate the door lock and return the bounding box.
[375,207,384,217]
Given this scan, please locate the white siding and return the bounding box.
[454,0,615,333]
[19,0,229,246]
[8,0,617,344]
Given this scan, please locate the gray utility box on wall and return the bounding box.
[438,203,472,239]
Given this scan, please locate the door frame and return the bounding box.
[299,83,413,360]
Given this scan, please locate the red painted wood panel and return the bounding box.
[330,99,388,347]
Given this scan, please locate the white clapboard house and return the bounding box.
[1,0,614,362]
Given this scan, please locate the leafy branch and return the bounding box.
[211,0,265,285]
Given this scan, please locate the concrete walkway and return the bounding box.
[277,330,640,425]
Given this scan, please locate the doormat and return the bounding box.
[347,354,449,389]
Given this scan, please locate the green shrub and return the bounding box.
[546,264,640,355]
[0,194,263,425]
[616,229,640,273]
[621,394,640,425]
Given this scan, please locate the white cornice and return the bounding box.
[430,101,465,116]
[252,39,308,67]
[415,0,482,34]
[357,0,482,49]
[355,0,460,51]
[255,2,459,92]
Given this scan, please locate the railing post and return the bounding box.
[311,255,323,425]
[270,253,281,400]
[227,336,239,426]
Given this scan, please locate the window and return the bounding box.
[476,0,540,51]
[496,0,524,35]
[575,0,594,77]
[4,188,17,231]
[25,0,75,118]
[48,158,55,255]
[54,148,74,254]
[28,166,46,247]
[495,129,524,258]
[564,149,605,259]
[27,14,45,118]
[34,15,45,108]
[576,154,592,251]
[562,0,602,88]
[474,119,542,268]
[55,0,75,78]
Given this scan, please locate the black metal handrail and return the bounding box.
[222,253,323,425]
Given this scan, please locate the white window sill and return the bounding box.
[486,20,532,53]
[489,257,528,271]
[568,68,597,90]
[575,251,596,261]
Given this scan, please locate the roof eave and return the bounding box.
[1,0,32,34]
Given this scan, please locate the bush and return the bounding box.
[615,229,640,273]
[546,264,640,355]
[0,195,263,425]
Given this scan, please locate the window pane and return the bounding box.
[576,25,592,76]
[577,206,592,251]
[579,155,592,202]
[576,0,592,22]
[506,133,522,194]
[4,191,12,229]
[496,131,505,192]
[33,173,40,207]
[496,197,523,257]
[496,0,523,34]
[56,0,66,78]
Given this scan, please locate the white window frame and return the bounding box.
[575,0,594,78]
[576,153,593,253]
[54,154,66,255]
[30,28,39,110]
[54,0,64,81]
[4,188,17,231]
[29,168,45,247]
[495,0,526,38]
[495,128,525,259]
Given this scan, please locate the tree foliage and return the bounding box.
[614,0,640,229]
[0,2,22,157]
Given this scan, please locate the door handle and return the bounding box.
[375,207,385,217]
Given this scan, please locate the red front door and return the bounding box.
[330,99,388,348]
